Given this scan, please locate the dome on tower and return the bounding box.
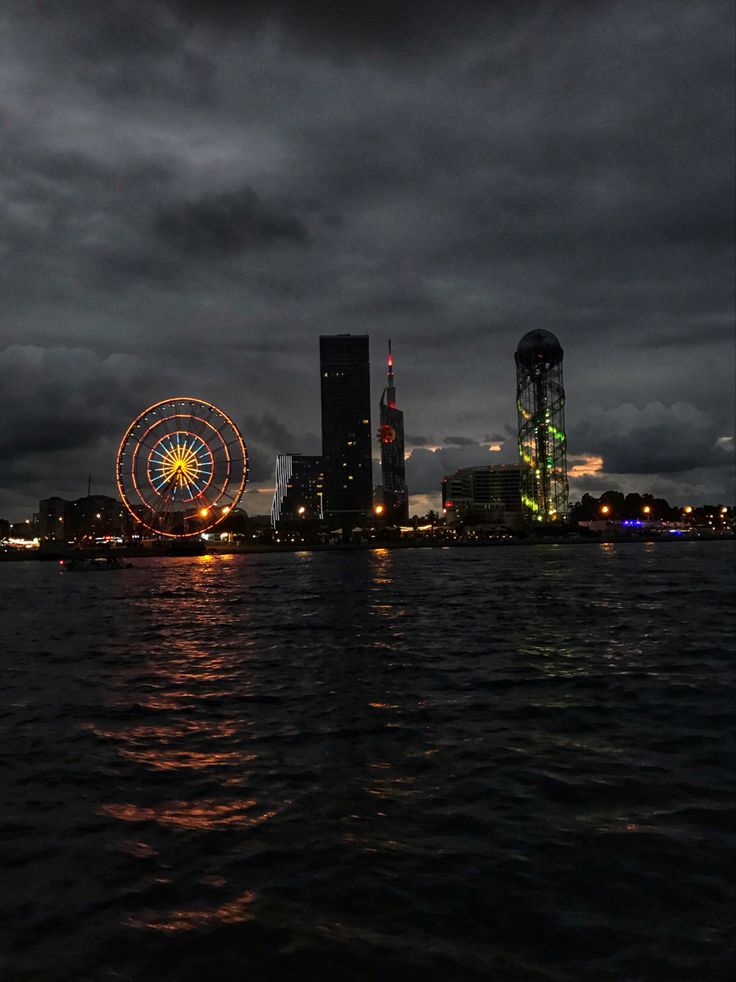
[515,330,563,369]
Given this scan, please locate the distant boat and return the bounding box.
[60,556,132,572]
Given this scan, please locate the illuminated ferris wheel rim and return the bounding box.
[116,396,248,538]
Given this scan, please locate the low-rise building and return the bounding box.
[442,464,522,526]
[39,497,73,540]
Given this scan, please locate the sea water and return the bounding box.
[1,541,734,980]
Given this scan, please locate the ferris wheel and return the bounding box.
[116,397,247,537]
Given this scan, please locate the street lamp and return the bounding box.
[600,504,610,516]
[642,505,651,515]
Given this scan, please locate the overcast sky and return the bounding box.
[1,0,733,521]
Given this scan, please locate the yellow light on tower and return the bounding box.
[222,505,231,514]
[199,507,209,518]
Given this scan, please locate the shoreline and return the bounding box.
[1,534,733,561]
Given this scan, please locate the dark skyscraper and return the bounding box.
[515,329,569,522]
[320,334,373,525]
[378,340,408,520]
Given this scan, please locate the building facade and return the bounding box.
[271,454,325,526]
[38,494,127,540]
[515,329,568,522]
[442,464,522,526]
[320,334,373,526]
[39,496,72,540]
[377,340,408,521]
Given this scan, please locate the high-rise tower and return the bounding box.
[377,340,408,520]
[320,334,373,525]
[515,329,568,521]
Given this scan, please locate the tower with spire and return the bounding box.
[377,340,408,520]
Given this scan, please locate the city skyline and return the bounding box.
[1,1,734,521]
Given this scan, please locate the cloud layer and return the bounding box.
[0,0,733,518]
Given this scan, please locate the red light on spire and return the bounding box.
[386,339,396,408]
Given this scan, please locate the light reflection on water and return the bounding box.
[126,888,258,932]
[99,800,280,830]
[0,542,734,980]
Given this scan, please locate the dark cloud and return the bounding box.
[154,186,309,256]
[0,345,177,508]
[0,345,160,456]
[569,401,731,476]
[162,0,501,52]
[238,412,320,483]
[443,436,476,447]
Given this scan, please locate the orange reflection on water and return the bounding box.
[136,690,237,709]
[85,716,252,772]
[99,798,279,830]
[118,748,254,771]
[126,889,257,932]
[88,719,242,741]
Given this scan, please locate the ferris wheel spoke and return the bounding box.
[190,406,217,444]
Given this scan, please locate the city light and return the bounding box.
[374,504,384,516]
[600,504,610,515]
[199,507,209,518]
[297,505,306,515]
[642,505,651,514]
